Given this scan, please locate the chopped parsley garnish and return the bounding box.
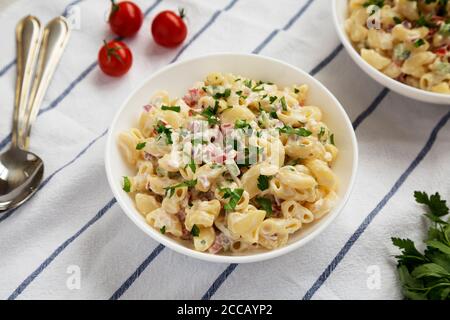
[220,188,244,211]
[318,127,326,141]
[280,96,288,111]
[191,224,200,237]
[122,176,131,193]
[136,142,146,150]
[187,158,196,173]
[160,226,166,234]
[439,23,450,36]
[270,111,278,119]
[243,79,252,88]
[161,105,181,112]
[252,84,264,92]
[201,102,220,125]
[164,179,197,198]
[393,16,402,25]
[294,88,300,93]
[330,133,335,145]
[416,15,437,28]
[213,88,231,99]
[235,119,252,130]
[269,96,277,104]
[257,175,272,191]
[156,122,173,144]
[279,125,312,137]
[362,0,384,8]
[414,39,425,48]
[256,197,273,216]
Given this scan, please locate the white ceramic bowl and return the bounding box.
[333,0,450,105]
[105,53,358,263]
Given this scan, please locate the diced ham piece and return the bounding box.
[143,104,154,112]
[208,232,231,254]
[183,88,203,107]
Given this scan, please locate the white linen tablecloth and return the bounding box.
[0,0,449,300]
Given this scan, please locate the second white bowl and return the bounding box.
[333,0,450,105]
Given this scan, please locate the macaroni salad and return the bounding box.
[346,0,450,93]
[118,72,339,254]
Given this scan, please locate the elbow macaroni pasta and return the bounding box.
[118,72,339,254]
[346,0,450,94]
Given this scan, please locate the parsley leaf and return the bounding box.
[122,176,131,193]
[213,88,231,99]
[136,142,146,150]
[414,191,449,217]
[279,125,312,137]
[188,158,196,174]
[191,224,200,237]
[235,119,252,130]
[220,188,244,211]
[392,191,450,300]
[156,121,173,144]
[256,197,273,216]
[257,175,272,191]
[164,179,197,198]
[160,226,166,234]
[161,105,181,112]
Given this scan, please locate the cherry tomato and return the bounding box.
[109,0,143,37]
[98,40,133,77]
[151,9,187,47]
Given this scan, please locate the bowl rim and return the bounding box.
[332,0,450,105]
[105,52,359,263]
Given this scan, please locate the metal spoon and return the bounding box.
[0,16,71,212]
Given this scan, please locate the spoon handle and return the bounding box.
[20,16,71,150]
[12,16,42,149]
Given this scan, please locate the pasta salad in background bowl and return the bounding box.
[334,0,450,105]
[105,53,358,263]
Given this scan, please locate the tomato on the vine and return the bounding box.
[98,40,133,77]
[151,9,188,47]
[109,0,143,37]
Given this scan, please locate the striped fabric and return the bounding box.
[0,0,449,300]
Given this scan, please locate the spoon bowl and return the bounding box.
[0,147,44,211]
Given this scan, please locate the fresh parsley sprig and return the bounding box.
[392,191,450,300]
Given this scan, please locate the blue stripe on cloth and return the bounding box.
[0,0,163,152]
[0,129,108,223]
[352,88,390,130]
[252,30,279,54]
[252,0,314,54]
[201,264,238,300]
[109,244,166,300]
[0,59,15,77]
[63,0,85,16]
[302,110,450,300]
[0,0,86,78]
[282,0,315,30]
[8,198,117,300]
[310,44,343,76]
[109,0,330,300]
[5,0,237,299]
